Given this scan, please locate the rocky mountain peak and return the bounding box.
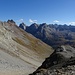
[26,23,39,35]
[7,19,15,23]
[39,23,47,29]
[30,23,39,29]
[19,22,26,30]
[7,19,16,26]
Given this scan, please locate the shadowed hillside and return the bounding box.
[30,45,75,75]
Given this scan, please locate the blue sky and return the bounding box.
[0,0,75,25]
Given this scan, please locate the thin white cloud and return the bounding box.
[17,19,24,23]
[69,22,75,25]
[53,20,59,23]
[29,19,37,23]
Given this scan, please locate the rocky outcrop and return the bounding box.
[30,45,75,75]
[7,19,16,24]
[19,22,26,30]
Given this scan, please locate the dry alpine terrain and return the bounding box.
[30,45,75,75]
[0,20,53,75]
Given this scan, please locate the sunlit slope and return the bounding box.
[0,21,53,75]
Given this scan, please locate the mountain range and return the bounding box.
[19,23,75,48]
[0,19,75,75]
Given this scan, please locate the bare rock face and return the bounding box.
[30,45,75,75]
[26,23,39,35]
[7,19,16,25]
[19,22,26,30]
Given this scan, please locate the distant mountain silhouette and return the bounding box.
[19,23,75,48]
